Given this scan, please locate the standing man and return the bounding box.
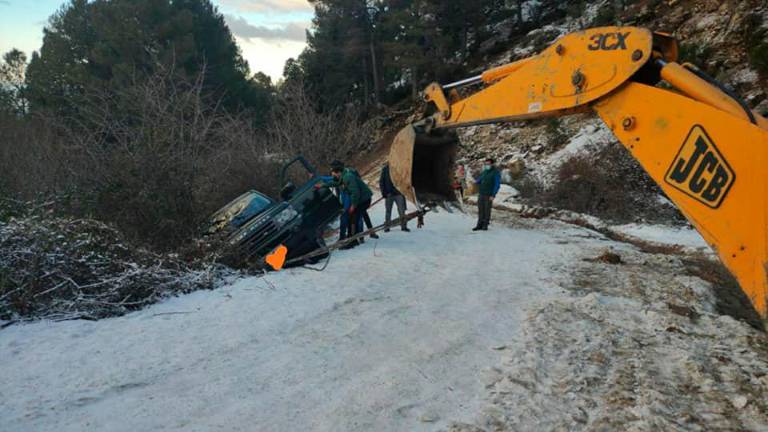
[473,158,501,231]
[379,162,410,232]
[454,163,466,198]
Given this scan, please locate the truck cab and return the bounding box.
[206,156,341,266]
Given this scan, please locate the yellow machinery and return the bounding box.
[389,27,768,318]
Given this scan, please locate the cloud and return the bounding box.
[225,14,308,42]
[236,36,305,81]
[218,0,312,14]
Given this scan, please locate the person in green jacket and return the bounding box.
[325,160,378,242]
[473,158,501,231]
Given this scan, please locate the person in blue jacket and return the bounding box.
[320,175,353,241]
[339,190,352,241]
[473,157,501,231]
[318,160,378,246]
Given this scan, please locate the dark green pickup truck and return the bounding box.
[206,156,341,265]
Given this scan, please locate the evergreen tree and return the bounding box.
[295,0,378,110]
[379,0,442,100]
[0,49,28,115]
[287,0,534,109]
[25,0,273,123]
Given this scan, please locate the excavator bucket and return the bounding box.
[388,124,459,206]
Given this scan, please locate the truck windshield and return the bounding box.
[232,193,274,227]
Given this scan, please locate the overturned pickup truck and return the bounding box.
[205,156,341,267]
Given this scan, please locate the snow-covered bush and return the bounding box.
[0,206,225,323]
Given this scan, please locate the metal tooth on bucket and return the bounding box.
[388,124,459,206]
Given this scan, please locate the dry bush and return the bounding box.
[512,175,545,200]
[268,81,374,173]
[0,113,66,198]
[16,67,280,250]
[683,255,763,330]
[0,205,223,322]
[536,144,685,224]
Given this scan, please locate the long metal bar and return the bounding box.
[281,207,431,268]
[442,75,483,90]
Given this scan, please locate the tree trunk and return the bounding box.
[369,39,380,104]
[362,55,370,106]
[462,25,469,61]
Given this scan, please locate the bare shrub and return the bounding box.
[268,81,374,172]
[545,118,568,148]
[512,175,545,200]
[41,66,279,249]
[683,255,763,329]
[0,204,223,322]
[536,144,684,224]
[0,113,66,198]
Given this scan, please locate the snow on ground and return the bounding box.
[3,206,767,432]
[612,223,711,252]
[455,238,768,431]
[1,207,589,432]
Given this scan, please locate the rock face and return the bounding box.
[506,158,525,179]
[451,0,767,223]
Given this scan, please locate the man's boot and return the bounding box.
[370,232,379,239]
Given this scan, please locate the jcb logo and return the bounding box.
[587,32,630,51]
[665,125,735,209]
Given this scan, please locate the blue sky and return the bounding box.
[0,0,313,81]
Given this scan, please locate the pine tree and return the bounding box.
[380,0,461,100]
[0,49,29,115]
[25,0,272,122]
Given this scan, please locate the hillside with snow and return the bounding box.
[3,204,767,432]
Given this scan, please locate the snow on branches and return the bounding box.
[0,209,226,323]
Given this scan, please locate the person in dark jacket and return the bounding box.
[379,163,410,232]
[320,175,352,241]
[350,168,377,239]
[325,161,377,242]
[474,158,501,231]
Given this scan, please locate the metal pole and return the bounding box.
[442,74,483,90]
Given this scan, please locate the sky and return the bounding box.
[0,0,313,82]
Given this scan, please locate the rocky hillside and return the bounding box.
[435,0,768,224]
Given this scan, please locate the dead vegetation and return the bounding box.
[531,144,685,224]
[0,70,373,252]
[683,254,764,330]
[0,70,378,323]
[268,81,375,172]
[584,250,623,265]
[0,201,226,323]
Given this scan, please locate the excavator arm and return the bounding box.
[389,27,768,318]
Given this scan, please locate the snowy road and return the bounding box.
[3,210,607,431]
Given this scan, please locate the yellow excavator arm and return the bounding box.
[389,27,768,318]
